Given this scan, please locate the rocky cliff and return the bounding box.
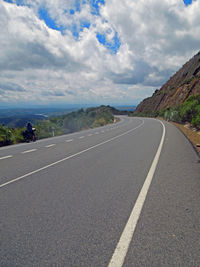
[135,51,200,113]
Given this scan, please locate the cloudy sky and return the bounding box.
[0,0,199,107]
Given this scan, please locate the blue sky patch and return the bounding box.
[183,0,192,5]
[91,0,105,15]
[80,21,91,30]
[71,21,91,39]
[15,0,25,5]
[71,0,105,15]
[3,0,120,54]
[70,9,75,15]
[75,0,81,12]
[38,7,65,34]
[3,0,27,6]
[96,32,121,54]
[3,0,13,3]
[72,24,79,38]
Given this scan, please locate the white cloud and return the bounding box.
[0,0,200,106]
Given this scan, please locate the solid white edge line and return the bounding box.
[0,120,144,189]
[21,149,37,154]
[0,155,13,160]
[108,120,166,267]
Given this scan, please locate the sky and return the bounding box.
[0,0,199,107]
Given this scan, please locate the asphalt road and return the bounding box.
[0,116,199,266]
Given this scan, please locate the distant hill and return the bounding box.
[0,106,129,128]
[0,115,47,128]
[135,51,200,113]
[0,105,121,146]
[114,106,136,112]
[0,107,78,128]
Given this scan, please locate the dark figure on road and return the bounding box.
[25,122,36,141]
[27,122,33,133]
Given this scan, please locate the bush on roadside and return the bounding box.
[0,125,13,146]
[179,95,200,128]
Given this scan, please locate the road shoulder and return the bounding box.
[172,121,200,157]
[123,120,200,266]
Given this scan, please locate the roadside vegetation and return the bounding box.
[0,105,119,147]
[130,94,200,130]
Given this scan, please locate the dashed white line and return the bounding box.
[45,144,55,148]
[0,155,13,160]
[65,139,73,142]
[95,132,99,134]
[88,134,93,136]
[108,120,166,267]
[21,149,37,154]
[79,136,85,139]
[101,131,105,133]
[0,120,144,189]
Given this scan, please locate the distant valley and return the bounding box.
[0,107,79,128]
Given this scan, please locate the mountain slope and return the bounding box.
[135,51,200,113]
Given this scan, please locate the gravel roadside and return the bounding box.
[172,122,200,157]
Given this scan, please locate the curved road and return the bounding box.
[0,117,199,266]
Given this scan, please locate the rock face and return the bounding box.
[135,51,200,113]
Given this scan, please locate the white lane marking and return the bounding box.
[79,136,85,139]
[0,155,13,160]
[45,144,55,148]
[0,121,144,189]
[21,149,37,154]
[95,132,99,134]
[88,134,93,137]
[108,120,166,267]
[101,131,105,133]
[65,139,73,142]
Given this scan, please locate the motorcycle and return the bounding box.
[23,128,36,142]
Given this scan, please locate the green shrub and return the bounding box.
[0,125,13,146]
[191,115,200,129]
[35,120,61,139]
[11,128,25,144]
[179,95,200,123]
[161,95,200,127]
[163,107,181,122]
